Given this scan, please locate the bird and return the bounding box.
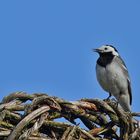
[93,45,132,112]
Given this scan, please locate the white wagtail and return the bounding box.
[93,45,132,112]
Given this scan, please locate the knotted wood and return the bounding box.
[0,92,139,140]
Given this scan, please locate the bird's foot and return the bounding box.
[109,98,119,108]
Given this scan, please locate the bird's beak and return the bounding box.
[93,48,102,53]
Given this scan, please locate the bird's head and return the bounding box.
[93,45,119,56]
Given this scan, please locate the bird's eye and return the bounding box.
[104,47,108,50]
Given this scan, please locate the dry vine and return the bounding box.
[0,92,140,140]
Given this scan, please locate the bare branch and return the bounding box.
[0,92,139,140]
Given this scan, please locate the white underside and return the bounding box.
[96,60,131,111]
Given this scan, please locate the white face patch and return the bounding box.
[99,45,119,56]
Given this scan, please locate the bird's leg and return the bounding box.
[103,93,112,102]
[106,92,112,100]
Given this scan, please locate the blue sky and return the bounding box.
[0,1,140,112]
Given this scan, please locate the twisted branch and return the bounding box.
[0,92,139,140]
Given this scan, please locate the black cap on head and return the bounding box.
[105,44,118,52]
